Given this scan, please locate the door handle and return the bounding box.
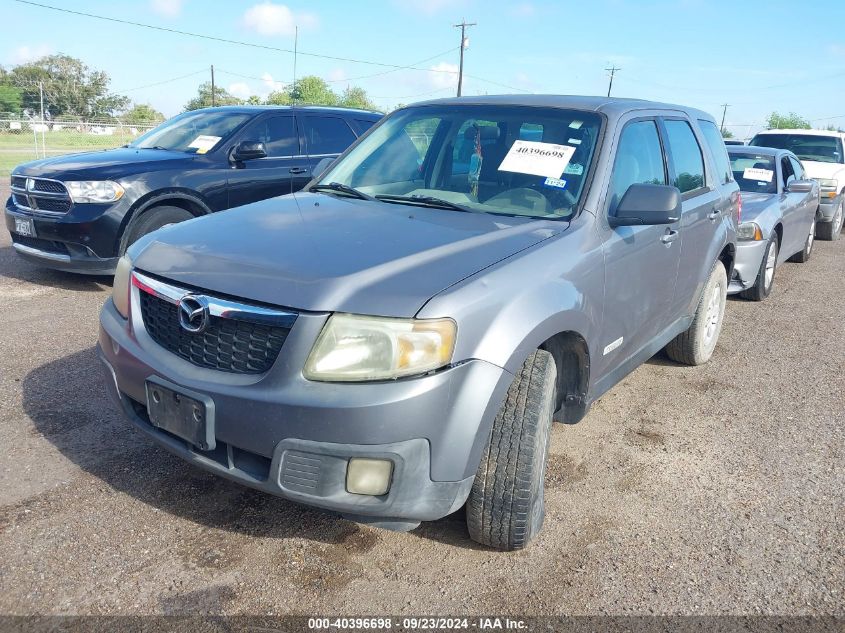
[660,229,679,244]
[708,209,721,221]
[289,167,308,174]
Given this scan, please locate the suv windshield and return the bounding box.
[316,105,603,219]
[730,152,777,194]
[131,110,252,153]
[751,133,844,164]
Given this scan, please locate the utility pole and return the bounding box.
[293,25,298,102]
[605,65,620,97]
[210,65,216,106]
[453,20,476,97]
[720,103,730,135]
[38,81,45,158]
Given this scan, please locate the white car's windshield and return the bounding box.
[131,110,251,153]
[751,133,844,164]
[316,105,602,219]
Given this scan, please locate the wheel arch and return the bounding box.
[539,330,591,424]
[117,189,213,255]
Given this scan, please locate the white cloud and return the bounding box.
[12,44,52,64]
[828,43,845,57]
[428,62,459,90]
[327,68,347,83]
[228,82,251,99]
[150,0,183,18]
[511,2,536,17]
[242,2,318,37]
[261,72,285,93]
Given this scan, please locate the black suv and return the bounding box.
[5,105,381,274]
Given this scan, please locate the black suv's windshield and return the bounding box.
[751,133,844,164]
[316,105,602,219]
[131,110,252,153]
[729,152,777,194]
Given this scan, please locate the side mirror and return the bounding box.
[608,183,682,227]
[231,140,267,162]
[313,157,335,178]
[786,179,814,193]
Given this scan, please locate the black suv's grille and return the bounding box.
[10,177,72,214]
[32,197,72,213]
[11,176,26,189]
[139,291,291,374]
[31,179,66,194]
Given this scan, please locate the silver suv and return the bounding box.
[98,96,739,550]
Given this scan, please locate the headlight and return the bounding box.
[737,221,763,241]
[304,314,456,382]
[65,180,125,203]
[112,255,132,318]
[817,178,838,189]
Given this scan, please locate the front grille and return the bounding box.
[32,197,72,213]
[139,291,291,374]
[10,234,70,255]
[12,193,28,207]
[11,176,26,189]
[31,179,67,194]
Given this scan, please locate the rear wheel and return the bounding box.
[788,219,815,263]
[123,205,195,251]
[466,349,557,551]
[817,199,843,241]
[741,235,778,301]
[665,261,727,365]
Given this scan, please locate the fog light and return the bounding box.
[346,458,393,496]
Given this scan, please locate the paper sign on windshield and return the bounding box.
[188,135,222,154]
[743,167,773,182]
[498,141,576,179]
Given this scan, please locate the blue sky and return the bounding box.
[3,0,844,138]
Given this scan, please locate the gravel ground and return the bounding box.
[0,179,842,617]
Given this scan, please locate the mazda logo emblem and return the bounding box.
[178,294,209,333]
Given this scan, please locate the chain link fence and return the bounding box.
[0,113,159,176]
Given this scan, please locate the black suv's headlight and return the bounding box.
[65,180,125,203]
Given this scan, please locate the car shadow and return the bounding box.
[22,347,480,549]
[0,244,112,292]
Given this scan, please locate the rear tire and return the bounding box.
[788,219,815,263]
[740,235,778,301]
[665,261,727,366]
[123,205,195,250]
[466,349,557,551]
[817,199,843,241]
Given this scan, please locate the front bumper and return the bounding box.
[98,297,513,522]
[5,195,129,274]
[728,238,768,294]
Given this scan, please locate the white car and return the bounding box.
[749,129,845,240]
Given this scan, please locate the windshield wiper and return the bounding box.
[375,194,473,213]
[309,182,375,201]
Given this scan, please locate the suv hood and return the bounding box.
[12,147,192,180]
[132,192,562,317]
[799,160,845,182]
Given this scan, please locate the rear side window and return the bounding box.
[354,118,377,134]
[302,116,357,155]
[663,120,706,194]
[607,120,666,216]
[698,119,732,185]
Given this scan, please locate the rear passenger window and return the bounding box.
[302,116,356,155]
[664,120,706,194]
[698,119,732,185]
[607,120,666,216]
[354,119,377,134]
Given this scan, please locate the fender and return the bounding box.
[116,188,214,255]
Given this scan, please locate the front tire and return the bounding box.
[740,234,778,301]
[665,261,727,365]
[123,205,195,251]
[466,349,557,551]
[817,199,843,241]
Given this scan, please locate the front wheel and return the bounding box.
[665,261,727,366]
[123,205,195,251]
[466,349,557,551]
[817,199,843,241]
[741,235,778,301]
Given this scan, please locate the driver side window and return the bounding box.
[781,157,795,188]
[608,120,667,216]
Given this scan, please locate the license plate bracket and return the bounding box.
[14,216,36,238]
[145,377,216,451]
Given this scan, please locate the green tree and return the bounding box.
[288,76,338,105]
[721,128,734,139]
[0,84,22,113]
[339,85,377,111]
[123,103,164,124]
[9,54,128,118]
[246,95,263,105]
[184,81,242,111]
[265,90,291,105]
[766,111,811,130]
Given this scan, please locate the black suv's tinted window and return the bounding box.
[242,115,299,157]
[608,120,666,216]
[664,120,706,194]
[354,119,377,134]
[698,119,732,185]
[302,116,356,155]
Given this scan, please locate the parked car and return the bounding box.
[724,139,745,146]
[727,147,819,300]
[5,105,382,274]
[98,95,739,550]
[749,128,845,240]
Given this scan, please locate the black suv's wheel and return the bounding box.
[665,260,727,366]
[788,219,815,263]
[817,199,843,241]
[124,206,195,250]
[466,349,557,551]
[740,234,778,301]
